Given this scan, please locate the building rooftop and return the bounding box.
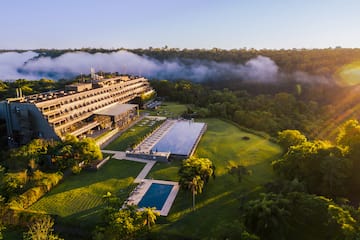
[22,75,146,104]
[94,103,137,116]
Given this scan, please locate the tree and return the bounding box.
[178,157,214,184]
[0,195,6,240]
[99,205,159,240]
[77,138,102,164]
[102,191,112,206]
[188,176,204,210]
[96,194,159,240]
[23,215,62,240]
[210,220,260,240]
[272,140,350,196]
[107,208,138,240]
[320,155,351,197]
[278,129,307,151]
[229,164,251,182]
[243,193,290,240]
[243,191,360,239]
[0,225,4,240]
[2,171,28,197]
[327,204,359,240]
[51,136,102,170]
[335,120,360,192]
[178,157,214,210]
[140,207,160,230]
[7,139,49,170]
[336,119,360,155]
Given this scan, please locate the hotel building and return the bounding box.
[0,75,154,145]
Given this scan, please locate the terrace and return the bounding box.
[133,119,176,153]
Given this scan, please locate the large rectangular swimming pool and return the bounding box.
[152,121,206,156]
[138,183,174,210]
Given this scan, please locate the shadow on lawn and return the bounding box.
[153,159,278,239]
[59,204,105,225]
[54,204,109,239]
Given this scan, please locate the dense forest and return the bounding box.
[131,47,360,77]
[151,79,360,141]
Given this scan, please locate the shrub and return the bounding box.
[71,165,82,175]
[33,171,62,191]
[9,186,47,209]
[8,171,63,209]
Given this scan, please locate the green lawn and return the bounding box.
[104,118,164,151]
[25,114,281,239]
[147,102,188,118]
[147,160,182,182]
[28,160,145,228]
[147,118,282,239]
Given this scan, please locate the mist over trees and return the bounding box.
[1,47,360,84]
[132,47,360,77]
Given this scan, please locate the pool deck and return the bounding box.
[133,119,177,154]
[124,179,179,216]
[102,149,179,216]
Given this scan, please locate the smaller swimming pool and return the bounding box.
[138,183,174,210]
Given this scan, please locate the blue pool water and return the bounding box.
[138,183,174,210]
[152,121,206,156]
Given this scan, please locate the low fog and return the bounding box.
[0,50,280,82]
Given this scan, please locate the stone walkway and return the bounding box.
[134,161,156,183]
[102,150,155,182]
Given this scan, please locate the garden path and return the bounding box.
[101,149,156,183]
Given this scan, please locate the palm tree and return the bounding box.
[178,157,212,210]
[102,191,112,206]
[141,207,160,230]
[188,176,204,210]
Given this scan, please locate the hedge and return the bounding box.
[8,172,63,210]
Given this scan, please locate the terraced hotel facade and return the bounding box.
[0,75,154,145]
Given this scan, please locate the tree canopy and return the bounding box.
[95,204,159,240]
[23,215,63,240]
[243,192,360,240]
[278,129,307,151]
[178,157,214,210]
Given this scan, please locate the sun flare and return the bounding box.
[336,62,360,86]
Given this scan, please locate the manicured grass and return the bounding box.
[147,160,182,182]
[28,159,145,228]
[148,102,188,118]
[148,118,282,239]
[104,118,164,151]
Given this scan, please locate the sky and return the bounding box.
[1,0,360,50]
